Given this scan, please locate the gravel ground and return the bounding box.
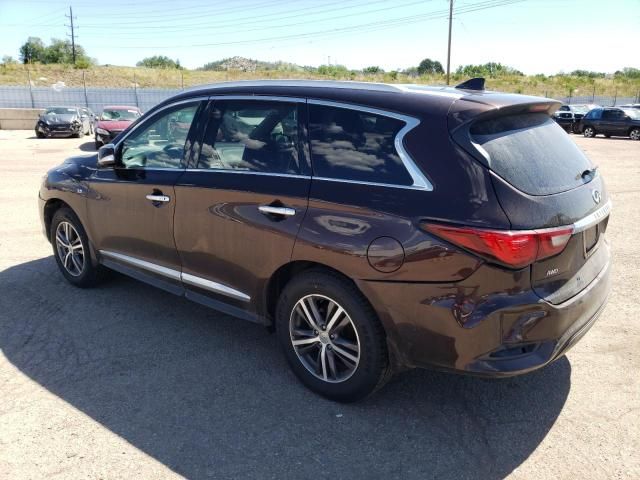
[0,130,638,480]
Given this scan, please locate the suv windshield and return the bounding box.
[470,112,593,195]
[101,109,140,121]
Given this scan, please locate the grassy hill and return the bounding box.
[1,62,638,100]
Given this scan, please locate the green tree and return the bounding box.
[19,37,46,64]
[417,58,444,75]
[136,55,183,69]
[363,66,383,74]
[455,62,523,78]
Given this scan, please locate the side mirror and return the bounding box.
[98,144,116,167]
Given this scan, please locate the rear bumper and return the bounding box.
[359,256,611,376]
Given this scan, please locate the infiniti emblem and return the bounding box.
[592,190,601,204]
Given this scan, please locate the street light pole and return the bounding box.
[446,0,453,85]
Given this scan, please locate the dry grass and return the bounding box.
[1,63,638,99]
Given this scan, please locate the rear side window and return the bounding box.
[308,104,413,185]
[470,113,592,195]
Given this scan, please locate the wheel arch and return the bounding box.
[264,261,356,322]
[43,198,73,242]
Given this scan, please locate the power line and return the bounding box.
[77,0,435,39]
[92,0,524,49]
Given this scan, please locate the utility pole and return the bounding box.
[65,6,77,64]
[446,0,453,85]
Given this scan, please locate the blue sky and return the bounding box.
[1,0,638,74]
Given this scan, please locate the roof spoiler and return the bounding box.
[455,77,485,91]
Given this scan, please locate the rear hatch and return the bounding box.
[449,94,611,304]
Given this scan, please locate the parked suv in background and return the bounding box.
[581,107,640,140]
[94,105,142,149]
[39,80,611,401]
[35,106,91,138]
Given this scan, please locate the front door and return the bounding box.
[87,100,204,287]
[173,98,310,320]
[600,108,625,135]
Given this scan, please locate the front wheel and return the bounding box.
[630,128,640,141]
[51,207,104,287]
[35,129,45,138]
[583,126,596,138]
[276,270,390,402]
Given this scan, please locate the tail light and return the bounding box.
[421,223,574,269]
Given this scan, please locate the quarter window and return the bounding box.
[198,100,300,174]
[308,104,413,185]
[120,103,199,169]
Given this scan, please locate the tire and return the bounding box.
[630,128,640,141]
[35,129,45,138]
[275,270,390,402]
[95,139,102,150]
[50,207,104,288]
[583,126,596,138]
[572,124,581,134]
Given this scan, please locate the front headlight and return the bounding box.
[96,128,109,135]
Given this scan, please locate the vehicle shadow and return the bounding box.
[0,257,571,479]
[78,141,97,152]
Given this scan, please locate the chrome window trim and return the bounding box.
[572,200,612,233]
[208,94,306,103]
[184,169,310,179]
[98,250,251,302]
[307,99,434,191]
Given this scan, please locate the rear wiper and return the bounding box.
[580,166,598,180]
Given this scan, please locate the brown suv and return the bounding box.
[39,80,611,401]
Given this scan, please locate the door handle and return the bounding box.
[258,205,296,216]
[146,194,170,203]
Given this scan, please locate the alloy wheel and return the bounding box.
[289,294,361,383]
[631,129,640,141]
[55,221,85,277]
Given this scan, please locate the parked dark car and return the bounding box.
[94,105,143,149]
[553,111,576,132]
[38,80,611,401]
[581,107,640,140]
[35,106,91,138]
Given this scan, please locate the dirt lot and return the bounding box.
[0,130,638,479]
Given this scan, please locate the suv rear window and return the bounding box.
[470,113,593,195]
[308,104,413,186]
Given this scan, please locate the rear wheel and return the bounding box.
[583,126,596,138]
[630,128,640,141]
[276,270,390,402]
[51,208,104,287]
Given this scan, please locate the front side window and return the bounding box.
[585,109,602,120]
[198,100,300,174]
[308,104,413,186]
[120,103,199,169]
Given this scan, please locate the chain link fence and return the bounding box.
[0,85,638,114]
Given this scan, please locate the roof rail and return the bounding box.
[455,77,485,91]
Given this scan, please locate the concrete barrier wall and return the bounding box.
[0,108,44,130]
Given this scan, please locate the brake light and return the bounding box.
[422,223,574,269]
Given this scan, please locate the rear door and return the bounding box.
[173,97,310,319]
[601,108,625,135]
[457,109,610,304]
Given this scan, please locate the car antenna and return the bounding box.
[455,77,485,91]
